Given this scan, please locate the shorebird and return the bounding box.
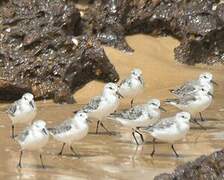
[48,111,89,157]
[119,68,144,107]
[16,120,49,168]
[81,83,122,134]
[138,112,191,157]
[169,72,217,98]
[108,99,166,144]
[165,86,213,125]
[7,93,37,138]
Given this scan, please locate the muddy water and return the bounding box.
[1,35,224,180]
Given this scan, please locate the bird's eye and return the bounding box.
[109,87,113,90]
[152,103,156,106]
[202,88,205,91]
[181,115,185,118]
[204,76,207,78]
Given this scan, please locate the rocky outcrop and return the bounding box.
[0,0,119,103]
[85,0,224,65]
[154,149,224,180]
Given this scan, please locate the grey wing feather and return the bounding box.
[179,94,197,105]
[16,128,30,142]
[140,117,175,132]
[173,80,198,96]
[166,94,196,105]
[82,96,101,112]
[111,106,144,120]
[153,118,175,130]
[7,100,21,116]
[48,123,72,135]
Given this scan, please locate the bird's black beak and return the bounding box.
[42,128,48,135]
[159,106,167,112]
[29,101,34,108]
[211,80,218,86]
[207,91,214,98]
[116,91,124,99]
[73,110,78,114]
[138,76,143,84]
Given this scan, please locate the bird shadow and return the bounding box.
[16,164,55,170]
[88,131,118,136]
[50,152,101,159]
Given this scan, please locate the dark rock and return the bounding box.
[84,0,224,65]
[154,149,224,180]
[0,0,119,103]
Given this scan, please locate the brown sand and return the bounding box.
[0,35,224,179]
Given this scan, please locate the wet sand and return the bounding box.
[0,35,224,179]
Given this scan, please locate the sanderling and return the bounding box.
[7,93,37,138]
[119,68,144,107]
[48,111,89,157]
[165,86,213,125]
[108,99,166,144]
[138,112,191,157]
[81,83,122,134]
[169,72,217,98]
[16,120,49,168]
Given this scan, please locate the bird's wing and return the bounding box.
[110,106,144,120]
[48,121,72,135]
[179,94,197,105]
[172,80,198,96]
[165,94,196,105]
[7,100,21,116]
[16,128,30,143]
[82,96,102,113]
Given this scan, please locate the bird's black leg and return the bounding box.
[17,150,23,168]
[199,112,205,121]
[131,99,134,108]
[58,143,66,156]
[11,125,15,139]
[100,122,112,135]
[134,129,144,143]
[192,118,206,130]
[132,129,139,145]
[70,146,80,158]
[151,138,156,157]
[171,144,179,157]
[40,153,45,168]
[96,120,100,134]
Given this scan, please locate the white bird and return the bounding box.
[16,120,49,168]
[108,99,166,144]
[165,86,213,124]
[169,72,217,98]
[119,68,144,107]
[139,112,191,157]
[7,93,37,138]
[48,111,89,157]
[80,83,122,135]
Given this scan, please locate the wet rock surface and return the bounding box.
[85,0,224,64]
[154,149,224,180]
[0,0,119,103]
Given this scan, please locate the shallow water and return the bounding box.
[1,35,224,179]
